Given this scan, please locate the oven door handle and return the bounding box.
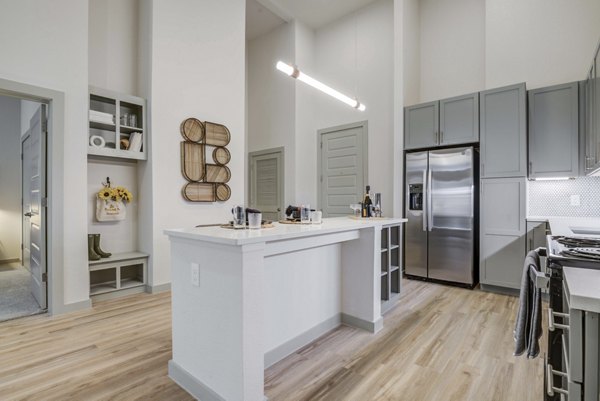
[532,269,549,290]
[545,355,569,398]
[548,308,570,332]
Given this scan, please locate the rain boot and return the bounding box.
[93,234,112,258]
[88,234,101,261]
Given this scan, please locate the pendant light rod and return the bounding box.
[276,61,366,111]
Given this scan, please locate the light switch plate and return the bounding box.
[191,263,200,286]
[570,194,581,207]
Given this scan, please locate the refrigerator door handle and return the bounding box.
[427,168,433,231]
[422,169,427,231]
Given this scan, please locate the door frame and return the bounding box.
[248,147,285,216]
[0,77,68,315]
[317,121,369,212]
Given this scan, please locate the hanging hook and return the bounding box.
[104,176,111,188]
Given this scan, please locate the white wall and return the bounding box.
[0,96,22,262]
[294,21,317,205]
[0,0,90,306]
[247,23,296,205]
[486,0,600,89]
[140,0,246,287]
[419,0,485,102]
[412,0,600,103]
[314,0,395,214]
[89,0,140,95]
[402,0,420,107]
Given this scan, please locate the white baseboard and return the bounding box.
[168,360,227,401]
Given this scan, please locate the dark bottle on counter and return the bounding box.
[362,185,372,218]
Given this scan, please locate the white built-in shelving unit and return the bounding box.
[88,85,147,161]
[381,224,403,314]
[87,86,149,300]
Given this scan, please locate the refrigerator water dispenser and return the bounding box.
[408,184,423,211]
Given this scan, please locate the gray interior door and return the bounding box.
[427,147,474,284]
[319,122,367,217]
[22,130,31,273]
[249,148,283,221]
[23,105,47,309]
[405,152,428,278]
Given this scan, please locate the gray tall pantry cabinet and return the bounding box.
[528,82,579,179]
[479,83,527,290]
[404,92,479,150]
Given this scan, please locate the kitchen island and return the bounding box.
[164,216,406,401]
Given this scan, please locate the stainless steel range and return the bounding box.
[545,235,600,401]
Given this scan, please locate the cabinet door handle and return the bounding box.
[529,161,532,175]
[434,131,437,144]
[440,131,444,143]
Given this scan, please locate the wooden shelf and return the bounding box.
[90,281,117,295]
[89,251,149,267]
[390,265,400,273]
[389,245,399,250]
[121,278,145,290]
[88,146,146,161]
[120,125,143,134]
[381,270,388,277]
[381,248,388,253]
[90,120,116,131]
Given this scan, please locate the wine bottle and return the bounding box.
[362,185,372,218]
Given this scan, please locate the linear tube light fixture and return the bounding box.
[276,61,366,111]
[530,177,574,181]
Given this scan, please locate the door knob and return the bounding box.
[24,212,33,217]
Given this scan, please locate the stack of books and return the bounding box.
[89,110,115,125]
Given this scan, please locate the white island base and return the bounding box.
[164,217,406,401]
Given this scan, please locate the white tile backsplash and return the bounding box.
[528,177,600,217]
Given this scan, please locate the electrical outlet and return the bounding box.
[191,263,200,287]
[570,194,581,207]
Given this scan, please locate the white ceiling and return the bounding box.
[246,0,286,41]
[246,0,380,40]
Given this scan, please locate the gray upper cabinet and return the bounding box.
[439,92,479,146]
[480,83,527,178]
[528,82,579,179]
[405,93,479,150]
[404,101,439,150]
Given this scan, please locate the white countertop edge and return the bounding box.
[164,217,408,246]
[526,216,600,237]
[563,267,600,314]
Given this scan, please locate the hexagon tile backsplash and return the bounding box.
[528,177,600,218]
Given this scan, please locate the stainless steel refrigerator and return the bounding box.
[405,147,477,286]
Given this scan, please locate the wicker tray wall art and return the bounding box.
[180,118,232,202]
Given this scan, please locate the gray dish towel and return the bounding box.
[514,250,543,359]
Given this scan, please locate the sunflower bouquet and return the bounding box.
[97,185,133,203]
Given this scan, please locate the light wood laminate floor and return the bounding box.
[0,279,543,400]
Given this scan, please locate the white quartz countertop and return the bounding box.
[527,216,600,237]
[164,216,407,246]
[563,267,600,313]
